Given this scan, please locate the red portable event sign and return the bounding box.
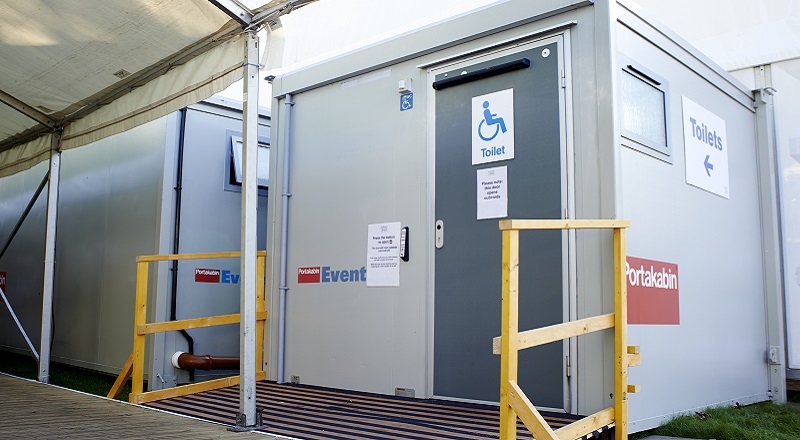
[297,267,321,284]
[0,272,5,293]
[195,268,221,283]
[626,256,680,325]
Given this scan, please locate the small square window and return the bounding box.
[225,131,269,195]
[230,136,269,187]
[619,59,671,162]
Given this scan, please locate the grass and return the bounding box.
[630,394,800,440]
[0,350,131,402]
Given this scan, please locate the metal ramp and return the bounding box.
[144,380,612,440]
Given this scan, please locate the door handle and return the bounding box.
[435,220,444,249]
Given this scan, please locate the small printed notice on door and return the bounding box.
[366,222,401,287]
[476,166,508,220]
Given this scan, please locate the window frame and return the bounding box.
[619,55,672,163]
[224,129,270,196]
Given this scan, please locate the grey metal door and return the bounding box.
[433,41,565,407]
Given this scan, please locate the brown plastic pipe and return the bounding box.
[171,351,239,371]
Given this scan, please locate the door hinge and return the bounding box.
[566,354,571,377]
[561,69,566,88]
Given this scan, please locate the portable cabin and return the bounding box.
[0,97,270,389]
[263,0,784,431]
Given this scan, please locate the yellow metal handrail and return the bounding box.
[496,220,637,440]
[108,251,268,404]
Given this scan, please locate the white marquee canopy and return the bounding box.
[0,0,310,177]
[0,0,314,428]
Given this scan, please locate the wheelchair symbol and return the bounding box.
[400,93,413,111]
[478,101,507,141]
[478,119,499,141]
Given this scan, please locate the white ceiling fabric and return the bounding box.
[0,0,230,117]
[0,0,303,177]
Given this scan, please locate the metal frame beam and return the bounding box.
[754,66,787,403]
[208,0,253,26]
[0,171,49,261]
[0,287,39,362]
[237,30,260,429]
[38,130,62,384]
[251,0,318,28]
[0,89,56,128]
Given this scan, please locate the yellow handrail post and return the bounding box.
[131,260,148,403]
[118,250,270,405]
[500,229,520,440]
[613,227,628,440]
[495,220,633,440]
[256,254,266,374]
[107,351,134,399]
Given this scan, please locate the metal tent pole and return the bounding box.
[237,29,260,429]
[39,130,62,384]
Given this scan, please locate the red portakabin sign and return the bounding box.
[626,257,679,325]
[297,267,321,284]
[195,268,221,283]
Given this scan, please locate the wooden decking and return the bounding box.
[0,373,277,439]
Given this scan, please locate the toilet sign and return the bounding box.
[682,97,730,198]
[472,89,515,165]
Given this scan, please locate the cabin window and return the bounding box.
[620,61,670,161]
[226,133,269,193]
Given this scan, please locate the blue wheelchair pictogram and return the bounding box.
[478,100,507,141]
[400,93,413,111]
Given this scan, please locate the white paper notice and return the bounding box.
[477,166,508,220]
[366,222,401,287]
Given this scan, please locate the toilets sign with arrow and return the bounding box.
[682,96,730,199]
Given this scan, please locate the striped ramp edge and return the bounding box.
[145,381,612,440]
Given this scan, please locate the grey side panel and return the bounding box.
[434,43,564,406]
[53,118,169,372]
[0,162,49,354]
[0,119,169,373]
[617,22,769,432]
[173,106,269,379]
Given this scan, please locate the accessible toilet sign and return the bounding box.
[682,96,730,198]
[472,89,514,165]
